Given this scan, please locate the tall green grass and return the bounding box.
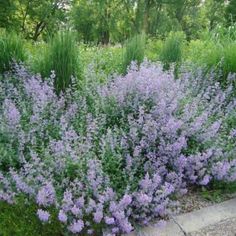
[187,25,236,76]
[187,38,236,87]
[159,31,185,71]
[35,31,80,94]
[222,43,236,77]
[0,32,26,73]
[122,33,145,74]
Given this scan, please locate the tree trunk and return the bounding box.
[101,30,110,45]
[135,0,151,34]
[32,21,46,41]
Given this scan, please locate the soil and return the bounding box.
[172,187,236,216]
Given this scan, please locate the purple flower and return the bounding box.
[62,190,73,212]
[136,193,152,205]
[37,209,50,222]
[71,205,81,216]
[119,219,133,233]
[69,220,84,234]
[87,229,94,235]
[105,217,115,225]
[199,175,211,185]
[58,210,67,223]
[119,194,132,208]
[1,63,236,236]
[3,99,21,128]
[36,182,55,206]
[93,210,103,223]
[212,162,231,180]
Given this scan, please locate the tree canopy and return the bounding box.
[0,0,233,43]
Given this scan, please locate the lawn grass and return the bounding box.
[0,197,63,236]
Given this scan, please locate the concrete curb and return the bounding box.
[125,198,236,236]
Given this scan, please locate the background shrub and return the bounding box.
[79,44,123,81]
[122,33,145,74]
[145,38,163,61]
[0,32,26,73]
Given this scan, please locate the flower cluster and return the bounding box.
[0,62,235,235]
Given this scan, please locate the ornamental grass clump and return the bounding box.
[36,31,80,94]
[122,33,145,74]
[0,62,235,235]
[0,32,26,73]
[160,31,185,74]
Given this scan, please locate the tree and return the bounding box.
[72,0,134,44]
[226,0,236,24]
[204,0,226,30]
[14,0,71,40]
[0,0,18,30]
[133,0,201,36]
[71,0,96,42]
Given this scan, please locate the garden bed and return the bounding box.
[0,62,236,236]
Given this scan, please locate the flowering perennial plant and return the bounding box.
[0,62,235,235]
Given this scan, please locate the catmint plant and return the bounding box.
[0,62,235,235]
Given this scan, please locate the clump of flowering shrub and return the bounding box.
[0,62,236,235]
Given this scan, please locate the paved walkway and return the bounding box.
[190,217,236,236]
[125,198,236,236]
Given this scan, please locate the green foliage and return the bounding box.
[0,197,63,236]
[226,0,236,24]
[0,32,26,73]
[160,31,185,71]
[122,33,145,74]
[208,24,236,42]
[35,31,80,94]
[0,133,19,172]
[0,0,17,29]
[72,0,134,44]
[15,0,68,41]
[201,181,236,203]
[222,43,236,78]
[186,30,236,86]
[187,40,222,69]
[145,38,163,61]
[101,140,128,197]
[72,0,97,43]
[0,0,234,44]
[79,44,123,80]
[203,0,226,30]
